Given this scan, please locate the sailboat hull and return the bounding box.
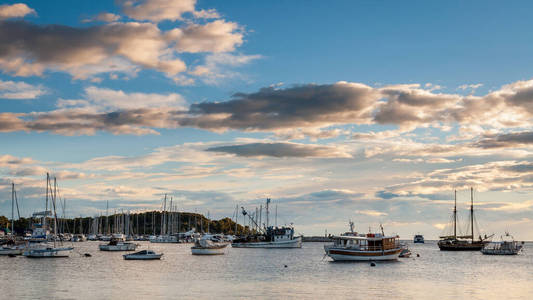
[24,247,73,258]
[438,241,484,251]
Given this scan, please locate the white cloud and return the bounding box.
[0,3,35,19]
[0,80,46,99]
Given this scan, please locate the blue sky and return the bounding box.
[1,0,533,239]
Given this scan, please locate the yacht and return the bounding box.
[149,235,178,243]
[99,235,137,251]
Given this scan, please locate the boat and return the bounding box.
[231,199,302,248]
[149,235,178,243]
[324,225,402,261]
[23,174,74,258]
[123,250,163,260]
[438,188,492,251]
[0,241,24,255]
[99,237,137,251]
[481,233,524,255]
[0,184,24,256]
[191,234,230,255]
[414,234,424,243]
[399,244,412,258]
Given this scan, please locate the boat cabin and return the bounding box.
[332,234,400,251]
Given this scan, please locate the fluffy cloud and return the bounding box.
[0,3,35,19]
[169,20,243,53]
[206,142,352,158]
[0,79,46,99]
[120,0,211,22]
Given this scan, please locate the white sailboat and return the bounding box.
[0,183,24,256]
[23,174,73,258]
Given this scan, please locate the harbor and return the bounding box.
[0,240,531,299]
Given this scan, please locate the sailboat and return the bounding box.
[0,183,24,256]
[24,174,73,258]
[150,194,178,243]
[438,188,492,251]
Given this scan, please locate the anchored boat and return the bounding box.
[438,188,492,251]
[231,199,302,249]
[123,250,163,260]
[481,233,523,255]
[324,227,402,261]
[413,234,424,243]
[191,234,230,255]
[99,234,137,251]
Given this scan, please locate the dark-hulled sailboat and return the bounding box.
[438,188,492,251]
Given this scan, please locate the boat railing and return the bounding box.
[339,242,401,251]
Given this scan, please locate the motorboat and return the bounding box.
[99,237,137,251]
[123,250,163,260]
[149,235,178,243]
[413,234,424,243]
[191,234,230,255]
[481,233,523,255]
[399,245,412,258]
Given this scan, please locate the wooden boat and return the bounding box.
[438,188,492,251]
[324,225,402,261]
[123,250,162,260]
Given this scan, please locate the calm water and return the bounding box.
[1,241,532,299]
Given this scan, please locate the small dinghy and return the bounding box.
[399,245,412,258]
[123,250,163,260]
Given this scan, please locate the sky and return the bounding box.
[1,0,533,239]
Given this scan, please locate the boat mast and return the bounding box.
[11,182,14,235]
[470,187,474,243]
[266,198,270,228]
[453,190,457,239]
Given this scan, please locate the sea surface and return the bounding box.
[1,240,532,299]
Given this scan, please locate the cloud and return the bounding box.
[189,52,262,84]
[169,20,244,53]
[0,79,46,99]
[474,131,533,149]
[120,0,197,22]
[356,210,388,217]
[0,3,35,20]
[206,142,352,158]
[58,86,186,111]
[83,12,121,23]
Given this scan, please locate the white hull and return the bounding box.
[191,246,227,255]
[24,247,73,258]
[99,243,137,251]
[232,237,302,248]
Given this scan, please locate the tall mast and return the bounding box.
[106,200,109,235]
[471,187,474,243]
[275,204,278,228]
[170,197,173,234]
[266,198,270,228]
[453,190,457,239]
[11,182,14,235]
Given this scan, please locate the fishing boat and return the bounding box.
[123,250,163,260]
[481,233,523,255]
[23,174,74,258]
[231,199,302,249]
[413,234,424,243]
[191,234,230,255]
[324,225,402,261]
[99,237,137,251]
[438,188,492,251]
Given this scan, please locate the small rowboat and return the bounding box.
[123,250,163,260]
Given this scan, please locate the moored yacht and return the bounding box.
[99,234,137,251]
